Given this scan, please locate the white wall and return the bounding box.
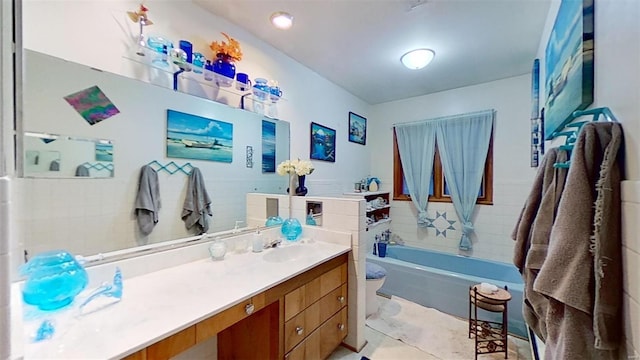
[370,75,535,263]
[14,0,372,261]
[22,0,371,196]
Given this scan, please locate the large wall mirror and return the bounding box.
[18,50,290,261]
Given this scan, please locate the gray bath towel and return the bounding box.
[135,165,161,236]
[181,167,212,234]
[512,148,561,273]
[534,122,623,359]
[75,164,90,177]
[521,148,568,341]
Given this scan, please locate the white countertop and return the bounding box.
[11,239,350,359]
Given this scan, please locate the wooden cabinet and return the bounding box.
[121,253,349,360]
[284,263,348,359]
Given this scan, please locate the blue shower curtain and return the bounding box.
[394,122,437,227]
[435,110,494,250]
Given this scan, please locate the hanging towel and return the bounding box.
[181,167,212,234]
[534,122,623,359]
[516,148,569,341]
[511,148,561,273]
[49,159,60,171]
[75,164,90,177]
[135,165,161,236]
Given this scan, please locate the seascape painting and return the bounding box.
[95,143,113,162]
[543,0,594,139]
[262,120,276,173]
[64,85,120,125]
[310,122,336,162]
[166,109,233,163]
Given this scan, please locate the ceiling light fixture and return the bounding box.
[270,12,293,30]
[400,48,435,70]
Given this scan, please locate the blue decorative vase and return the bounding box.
[212,53,236,87]
[281,218,302,241]
[295,175,308,196]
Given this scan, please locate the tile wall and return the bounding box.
[385,179,533,264]
[622,180,640,358]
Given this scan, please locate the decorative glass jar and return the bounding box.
[212,53,236,87]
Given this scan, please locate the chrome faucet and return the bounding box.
[233,220,244,233]
[264,238,282,249]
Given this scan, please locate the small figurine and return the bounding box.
[127,3,153,56]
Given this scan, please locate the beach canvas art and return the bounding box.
[166,109,233,163]
[64,85,120,125]
[544,0,594,139]
[95,143,113,162]
[262,120,276,173]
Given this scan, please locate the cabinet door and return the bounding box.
[319,308,348,359]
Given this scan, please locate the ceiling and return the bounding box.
[195,0,552,105]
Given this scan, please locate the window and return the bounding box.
[393,131,493,205]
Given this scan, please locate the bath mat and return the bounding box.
[366,295,523,360]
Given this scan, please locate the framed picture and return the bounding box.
[262,120,276,173]
[543,0,594,139]
[310,122,336,162]
[531,59,540,120]
[166,109,233,163]
[348,112,367,145]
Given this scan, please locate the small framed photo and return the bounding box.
[348,112,367,145]
[310,122,336,162]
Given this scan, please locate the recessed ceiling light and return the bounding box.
[400,48,435,70]
[270,12,293,30]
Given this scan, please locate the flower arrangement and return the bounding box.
[209,32,243,61]
[277,159,315,176]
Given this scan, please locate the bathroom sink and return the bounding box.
[262,245,309,263]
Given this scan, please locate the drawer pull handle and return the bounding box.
[245,303,255,315]
[296,326,304,335]
[337,296,345,304]
[338,323,345,331]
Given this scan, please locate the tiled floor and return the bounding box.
[329,326,532,360]
[328,295,532,360]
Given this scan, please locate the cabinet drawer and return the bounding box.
[285,325,321,360]
[195,293,265,342]
[284,309,306,352]
[319,283,347,321]
[319,263,347,298]
[146,326,195,360]
[319,307,348,359]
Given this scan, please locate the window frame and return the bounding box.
[392,130,493,205]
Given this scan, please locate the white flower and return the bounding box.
[277,159,314,176]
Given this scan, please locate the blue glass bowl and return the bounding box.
[281,218,302,241]
[147,36,173,53]
[265,216,284,227]
[20,250,88,311]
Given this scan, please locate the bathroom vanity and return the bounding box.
[11,237,351,360]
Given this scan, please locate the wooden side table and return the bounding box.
[468,284,511,359]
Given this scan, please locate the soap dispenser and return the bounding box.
[252,228,264,253]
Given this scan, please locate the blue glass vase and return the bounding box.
[212,53,236,87]
[20,250,88,311]
[281,218,302,241]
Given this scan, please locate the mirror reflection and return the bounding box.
[19,49,290,260]
[23,132,114,178]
